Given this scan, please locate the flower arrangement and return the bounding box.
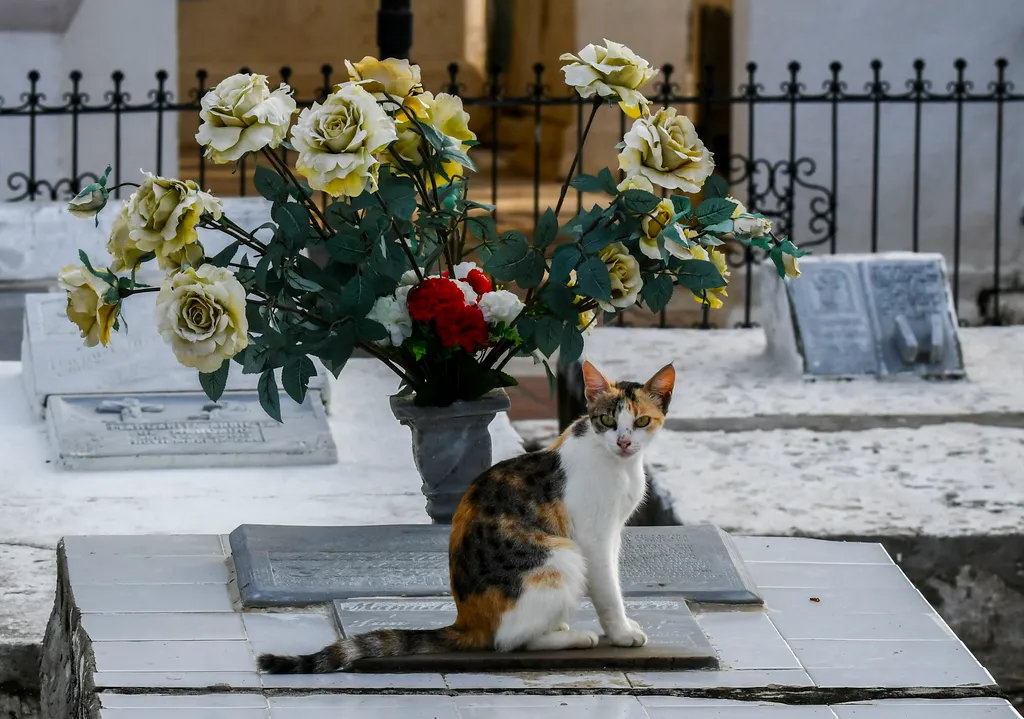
[60,41,804,417]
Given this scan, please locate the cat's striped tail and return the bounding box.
[257,626,468,674]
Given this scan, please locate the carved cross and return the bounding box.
[95,398,165,421]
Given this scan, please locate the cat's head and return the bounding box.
[579,359,675,459]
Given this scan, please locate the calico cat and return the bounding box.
[258,359,675,673]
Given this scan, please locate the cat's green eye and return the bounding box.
[599,414,616,427]
[635,416,651,428]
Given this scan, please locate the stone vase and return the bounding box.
[389,389,511,524]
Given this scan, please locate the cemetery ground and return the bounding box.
[0,205,1023,716]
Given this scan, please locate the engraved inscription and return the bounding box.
[868,261,947,321]
[620,532,719,586]
[105,420,268,445]
[268,551,449,590]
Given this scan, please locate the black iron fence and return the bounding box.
[2,59,1022,325]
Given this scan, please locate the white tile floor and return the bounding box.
[61,533,1006,718]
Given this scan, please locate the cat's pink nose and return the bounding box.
[617,438,632,451]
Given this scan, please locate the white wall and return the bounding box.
[60,0,179,198]
[0,33,63,202]
[732,0,1024,323]
[0,0,177,204]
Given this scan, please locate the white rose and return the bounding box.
[389,91,476,179]
[290,82,398,198]
[367,285,413,347]
[639,198,676,260]
[665,227,700,260]
[195,73,296,164]
[685,244,730,310]
[67,186,107,220]
[478,290,524,326]
[345,56,427,116]
[155,264,249,373]
[58,265,119,347]
[597,241,643,312]
[782,253,801,278]
[399,269,421,286]
[560,39,658,118]
[127,173,222,271]
[106,203,148,272]
[619,107,714,192]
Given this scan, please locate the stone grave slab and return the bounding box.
[331,596,718,672]
[229,523,762,608]
[761,252,965,379]
[46,391,337,471]
[20,292,330,414]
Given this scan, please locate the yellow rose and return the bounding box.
[127,173,222,271]
[639,198,676,260]
[725,195,772,238]
[106,203,149,272]
[616,175,655,193]
[162,242,206,273]
[597,241,643,312]
[687,245,730,309]
[619,107,714,192]
[782,253,801,278]
[664,227,699,260]
[67,186,107,220]
[577,309,596,334]
[290,82,398,197]
[155,264,249,373]
[195,73,296,164]
[389,91,476,181]
[345,56,427,116]
[560,39,657,118]
[57,264,119,347]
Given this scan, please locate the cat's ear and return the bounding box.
[644,363,676,411]
[581,359,612,403]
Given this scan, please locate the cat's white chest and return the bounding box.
[560,443,647,531]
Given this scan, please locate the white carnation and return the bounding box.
[453,261,479,280]
[478,290,524,326]
[454,279,478,304]
[366,285,413,347]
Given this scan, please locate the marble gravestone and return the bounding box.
[762,252,965,380]
[22,292,338,470]
[227,523,763,671]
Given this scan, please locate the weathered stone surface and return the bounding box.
[761,253,965,379]
[45,391,337,471]
[21,293,329,414]
[229,524,762,608]
[332,597,717,672]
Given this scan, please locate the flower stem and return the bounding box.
[554,99,601,218]
[260,148,331,238]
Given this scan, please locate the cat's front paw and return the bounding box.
[607,621,648,648]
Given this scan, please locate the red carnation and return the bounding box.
[464,269,493,295]
[407,277,466,324]
[435,304,490,353]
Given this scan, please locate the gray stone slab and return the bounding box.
[268,695,459,719]
[45,390,337,470]
[330,596,717,672]
[81,612,247,642]
[91,639,256,673]
[229,523,762,608]
[640,697,837,718]
[628,668,815,689]
[831,698,1020,718]
[761,253,964,379]
[20,291,329,414]
[454,695,649,719]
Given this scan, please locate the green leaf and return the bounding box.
[542,359,557,399]
[744,237,772,251]
[257,370,282,422]
[326,229,372,264]
[559,322,585,367]
[549,244,583,283]
[272,202,310,244]
[695,197,737,226]
[102,287,120,305]
[534,208,558,250]
[670,195,692,217]
[285,269,323,293]
[466,215,497,243]
[282,356,316,404]
[254,166,288,202]
[597,167,620,195]
[541,282,579,321]
[703,174,730,199]
[356,317,388,342]
[516,315,536,341]
[534,316,563,357]
[569,173,604,193]
[675,259,726,291]
[208,241,240,268]
[518,250,547,289]
[287,179,314,201]
[443,146,477,172]
[702,219,734,235]
[78,250,111,283]
[573,257,612,301]
[254,255,273,292]
[483,231,529,282]
[318,322,356,377]
[621,189,661,213]
[326,202,359,230]
[580,224,617,255]
[338,275,376,319]
[770,246,786,277]
[780,239,809,257]
[641,273,674,313]
[407,339,428,361]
